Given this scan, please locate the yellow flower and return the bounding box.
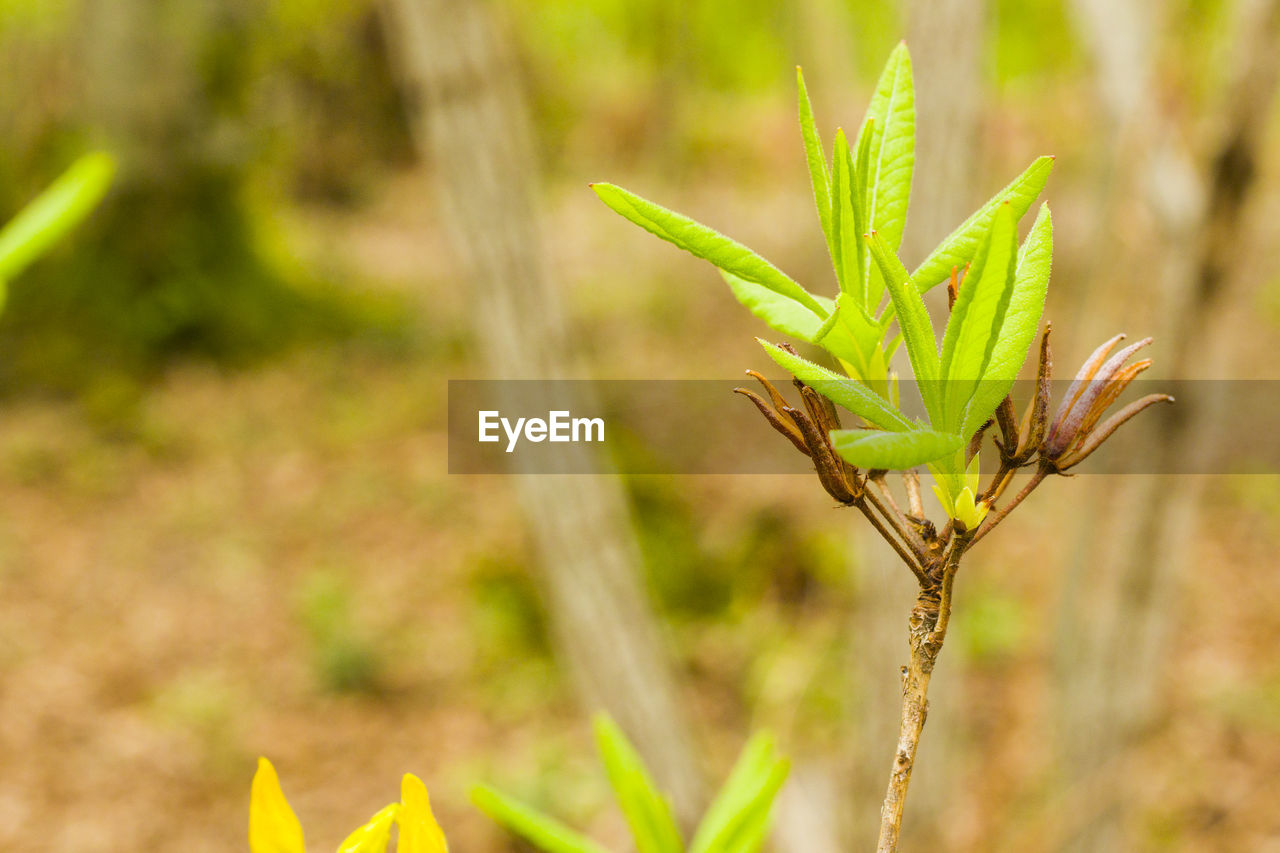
[398,773,450,853]
[250,758,306,853]
[337,805,398,853]
[249,758,448,853]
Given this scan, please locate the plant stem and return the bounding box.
[855,498,928,585]
[970,466,1049,546]
[863,483,930,561]
[902,469,925,518]
[875,592,941,853]
[875,540,965,852]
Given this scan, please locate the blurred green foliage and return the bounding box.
[953,584,1028,665]
[296,568,385,694]
[0,0,412,404]
[149,669,246,776]
[475,716,789,853]
[469,553,552,663]
[0,0,1148,410]
[628,476,852,619]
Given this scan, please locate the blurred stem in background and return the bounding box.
[1054,0,1280,849]
[377,0,707,827]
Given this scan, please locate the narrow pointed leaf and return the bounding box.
[961,203,1053,437]
[940,203,1018,431]
[856,43,915,251]
[830,129,862,302]
[865,232,942,423]
[593,715,684,853]
[690,733,788,853]
[910,155,1054,291]
[471,785,612,853]
[759,340,913,430]
[797,68,834,261]
[830,428,964,470]
[690,758,789,853]
[721,270,832,341]
[592,183,826,316]
[851,119,884,311]
[0,151,115,289]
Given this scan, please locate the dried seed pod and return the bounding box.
[734,387,809,454]
[1042,332,1171,472]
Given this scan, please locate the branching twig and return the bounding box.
[854,498,929,585]
[902,469,925,519]
[970,466,1050,546]
[863,481,931,561]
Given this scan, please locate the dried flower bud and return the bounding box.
[1041,333,1173,471]
[735,370,860,502]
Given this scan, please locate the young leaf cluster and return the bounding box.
[473,715,789,853]
[592,45,1056,518]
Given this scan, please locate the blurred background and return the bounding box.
[0,0,1278,850]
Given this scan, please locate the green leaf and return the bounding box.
[856,42,915,252]
[690,733,789,853]
[830,129,863,303]
[830,428,965,470]
[471,785,613,853]
[0,151,115,289]
[960,203,1053,437]
[910,155,1055,292]
[721,271,832,341]
[809,297,890,393]
[939,203,1018,432]
[592,182,827,316]
[796,67,834,263]
[693,766,788,853]
[593,715,684,853]
[831,292,881,357]
[758,340,913,431]
[851,118,882,311]
[865,232,942,423]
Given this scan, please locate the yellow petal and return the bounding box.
[397,774,449,853]
[250,758,307,853]
[337,803,399,853]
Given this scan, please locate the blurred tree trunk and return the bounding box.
[378,0,705,823]
[1057,1,1280,849]
[900,0,984,270]
[846,2,984,848]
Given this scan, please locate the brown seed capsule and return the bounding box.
[1042,332,1172,472]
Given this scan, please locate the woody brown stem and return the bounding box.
[863,483,930,562]
[874,535,965,853]
[855,498,929,585]
[902,470,925,518]
[930,531,971,645]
